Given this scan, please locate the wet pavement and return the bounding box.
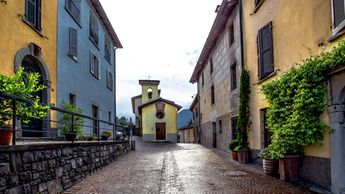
[65,137,311,194]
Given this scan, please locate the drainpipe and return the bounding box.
[114,47,118,134]
[239,0,245,69]
[197,82,201,144]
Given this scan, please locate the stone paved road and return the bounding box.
[65,137,311,194]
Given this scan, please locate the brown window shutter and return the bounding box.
[258,21,274,79]
[333,0,345,27]
[69,28,78,58]
[37,0,41,30]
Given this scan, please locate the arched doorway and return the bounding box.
[21,56,45,137]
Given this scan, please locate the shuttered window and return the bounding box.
[90,51,100,79]
[65,0,81,24]
[106,69,113,91]
[333,0,345,33]
[229,25,234,47]
[211,85,215,105]
[69,28,78,60]
[25,0,41,31]
[210,57,214,74]
[257,21,274,79]
[104,36,111,64]
[218,119,222,134]
[231,62,237,90]
[255,0,262,6]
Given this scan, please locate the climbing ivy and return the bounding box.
[262,41,345,159]
[237,69,250,149]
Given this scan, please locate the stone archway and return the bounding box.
[328,70,345,194]
[14,43,51,137]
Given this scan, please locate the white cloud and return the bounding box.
[100,0,222,118]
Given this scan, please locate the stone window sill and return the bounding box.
[254,70,277,85]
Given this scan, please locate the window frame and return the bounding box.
[332,0,345,35]
[69,93,76,106]
[106,69,113,91]
[89,12,100,48]
[90,51,100,79]
[218,119,222,134]
[104,35,112,64]
[210,57,214,74]
[68,27,78,62]
[211,85,215,105]
[229,24,234,47]
[65,0,81,26]
[25,0,41,31]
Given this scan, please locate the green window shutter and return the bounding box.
[26,0,36,25]
[257,21,274,79]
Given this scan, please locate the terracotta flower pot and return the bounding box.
[0,125,13,145]
[279,155,300,182]
[263,159,278,176]
[237,149,250,163]
[231,151,238,161]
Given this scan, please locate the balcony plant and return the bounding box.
[101,130,112,140]
[229,139,239,161]
[261,147,278,176]
[58,102,83,141]
[236,70,251,163]
[0,67,49,145]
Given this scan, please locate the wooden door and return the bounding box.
[156,123,166,140]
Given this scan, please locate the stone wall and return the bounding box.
[0,141,130,194]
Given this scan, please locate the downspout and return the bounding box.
[239,0,245,69]
[114,47,118,134]
[197,81,201,144]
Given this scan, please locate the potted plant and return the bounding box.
[261,147,278,176]
[0,67,49,145]
[101,130,112,140]
[86,135,97,141]
[236,70,251,163]
[58,102,84,141]
[229,139,239,161]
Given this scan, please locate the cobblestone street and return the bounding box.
[65,137,311,194]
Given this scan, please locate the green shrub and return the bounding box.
[229,139,239,151]
[59,102,84,138]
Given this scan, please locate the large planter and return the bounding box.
[64,132,77,141]
[237,149,250,163]
[101,136,109,141]
[231,151,238,161]
[0,125,13,145]
[279,155,300,182]
[263,159,278,176]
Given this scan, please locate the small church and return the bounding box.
[131,80,181,142]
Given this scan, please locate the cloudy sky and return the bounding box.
[100,0,222,118]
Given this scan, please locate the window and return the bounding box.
[147,88,153,99]
[90,51,100,79]
[231,117,238,140]
[261,109,272,147]
[89,12,99,47]
[211,85,215,105]
[106,69,113,90]
[332,0,345,34]
[69,93,76,106]
[218,119,222,134]
[104,36,111,63]
[156,112,165,119]
[108,111,112,123]
[257,21,274,79]
[25,0,41,30]
[201,72,204,86]
[92,105,99,135]
[65,0,81,24]
[231,62,237,90]
[210,57,213,74]
[229,25,234,46]
[68,28,78,61]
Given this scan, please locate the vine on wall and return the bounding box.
[262,41,345,159]
[237,69,250,149]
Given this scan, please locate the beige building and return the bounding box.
[189,96,200,143]
[242,0,345,192]
[190,0,242,152]
[179,125,194,143]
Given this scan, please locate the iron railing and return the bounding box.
[0,91,128,145]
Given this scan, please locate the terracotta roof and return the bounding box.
[189,0,238,83]
[138,97,182,112]
[90,0,123,48]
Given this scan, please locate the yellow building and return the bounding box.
[133,80,181,142]
[0,0,57,137]
[242,0,345,192]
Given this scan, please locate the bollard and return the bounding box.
[131,140,136,151]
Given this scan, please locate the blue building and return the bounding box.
[57,0,122,135]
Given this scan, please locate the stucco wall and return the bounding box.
[57,0,116,130]
[242,0,345,159]
[142,103,178,141]
[197,6,241,152]
[0,0,57,105]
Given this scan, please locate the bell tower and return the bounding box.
[139,80,160,104]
